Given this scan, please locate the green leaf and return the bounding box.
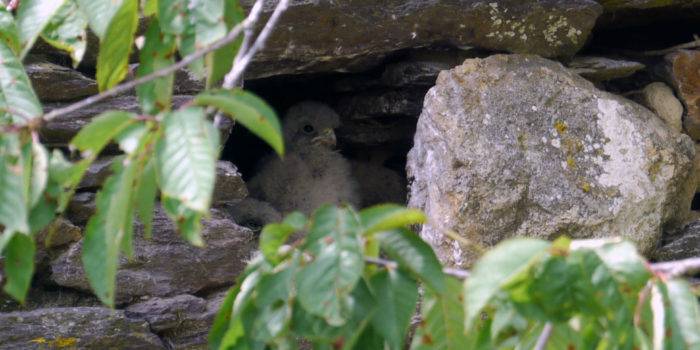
[15,0,67,58]
[359,204,426,236]
[260,212,306,263]
[296,206,364,326]
[205,0,243,87]
[2,233,35,303]
[48,150,89,187]
[161,196,204,246]
[209,283,241,350]
[155,107,217,212]
[76,0,123,38]
[134,157,157,240]
[410,276,469,350]
[665,279,700,349]
[375,228,445,294]
[136,18,176,115]
[369,269,419,350]
[463,238,550,329]
[28,194,56,235]
[95,0,138,91]
[0,41,43,124]
[252,261,299,342]
[29,139,49,208]
[0,7,21,55]
[70,111,137,155]
[141,0,156,16]
[157,0,188,34]
[115,122,150,155]
[40,0,88,67]
[0,136,29,236]
[194,89,284,156]
[82,157,138,306]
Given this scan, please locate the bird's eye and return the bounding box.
[302,124,314,133]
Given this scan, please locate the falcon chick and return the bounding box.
[245,101,361,217]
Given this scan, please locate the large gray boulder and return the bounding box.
[407,54,696,268]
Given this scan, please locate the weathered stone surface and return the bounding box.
[566,55,645,82]
[213,161,248,206]
[51,207,254,304]
[629,82,683,133]
[0,288,101,313]
[66,192,96,226]
[655,220,700,261]
[244,0,602,78]
[379,49,481,87]
[407,54,696,268]
[25,60,97,102]
[335,88,426,119]
[41,95,191,147]
[664,50,700,140]
[35,218,82,249]
[125,295,207,333]
[0,307,163,349]
[78,156,115,189]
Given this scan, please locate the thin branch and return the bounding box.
[223,0,290,88]
[651,256,700,278]
[534,323,553,350]
[42,3,267,122]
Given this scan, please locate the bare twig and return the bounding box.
[651,256,700,278]
[534,323,553,350]
[223,0,290,88]
[42,1,276,122]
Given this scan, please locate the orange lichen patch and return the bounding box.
[555,120,568,134]
[29,337,77,347]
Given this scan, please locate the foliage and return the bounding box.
[0,1,698,350]
[210,206,700,349]
[0,0,281,307]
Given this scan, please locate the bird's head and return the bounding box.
[283,101,341,151]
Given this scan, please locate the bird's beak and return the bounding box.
[311,128,336,147]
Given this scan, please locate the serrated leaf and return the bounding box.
[209,283,241,350]
[161,196,204,246]
[410,276,468,350]
[2,233,35,303]
[194,89,284,156]
[296,206,364,326]
[155,107,217,212]
[136,18,176,115]
[70,111,137,155]
[82,157,138,307]
[40,0,88,67]
[463,238,550,329]
[0,7,21,54]
[48,149,89,187]
[205,0,243,87]
[359,204,426,236]
[665,279,700,349]
[0,138,29,235]
[95,0,138,91]
[375,228,445,294]
[0,41,43,124]
[16,0,67,58]
[29,139,48,207]
[370,269,418,350]
[115,122,149,155]
[590,239,650,291]
[252,260,298,342]
[76,0,123,38]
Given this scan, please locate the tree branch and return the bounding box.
[42,0,278,122]
[534,323,553,350]
[651,256,700,278]
[223,0,290,88]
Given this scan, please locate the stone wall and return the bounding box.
[2,1,700,348]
